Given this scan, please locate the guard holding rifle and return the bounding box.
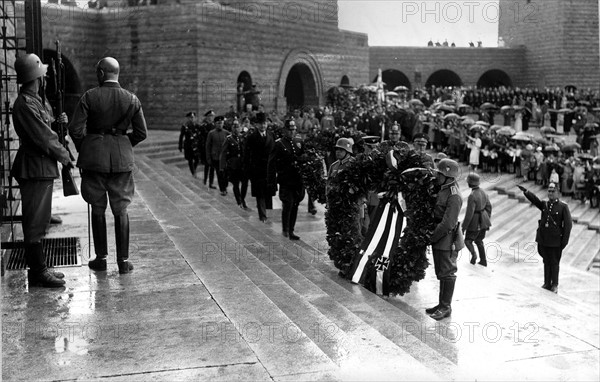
[69,57,147,274]
[11,53,72,287]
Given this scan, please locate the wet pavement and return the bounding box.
[2,130,599,381]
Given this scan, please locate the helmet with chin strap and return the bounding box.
[15,54,47,84]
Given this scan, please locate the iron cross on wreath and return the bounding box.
[375,257,390,271]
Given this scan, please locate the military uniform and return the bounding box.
[523,189,572,291]
[427,171,462,320]
[267,135,305,238]
[69,80,147,273]
[178,119,202,176]
[11,88,71,280]
[206,124,229,193]
[244,127,275,221]
[463,183,492,265]
[220,132,248,207]
[327,155,353,194]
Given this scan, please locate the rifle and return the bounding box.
[54,40,79,197]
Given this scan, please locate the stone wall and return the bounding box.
[498,0,600,90]
[369,46,527,89]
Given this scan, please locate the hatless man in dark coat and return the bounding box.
[244,112,275,222]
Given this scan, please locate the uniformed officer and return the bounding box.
[220,118,248,208]
[200,110,215,186]
[11,53,72,287]
[267,119,305,240]
[69,57,147,274]
[205,115,229,195]
[178,111,202,177]
[518,182,572,293]
[412,133,434,169]
[427,158,463,320]
[462,173,492,266]
[327,137,354,194]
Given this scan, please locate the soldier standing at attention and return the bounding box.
[518,182,572,293]
[427,158,463,320]
[11,53,73,287]
[69,57,147,274]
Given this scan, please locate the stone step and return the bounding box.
[569,229,600,271]
[559,224,588,265]
[577,208,600,229]
[134,155,456,379]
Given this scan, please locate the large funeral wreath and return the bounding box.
[297,139,439,296]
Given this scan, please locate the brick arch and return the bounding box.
[372,69,412,91]
[477,69,513,88]
[277,48,324,112]
[425,69,463,88]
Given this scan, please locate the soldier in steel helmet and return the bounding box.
[11,53,73,287]
[427,158,463,320]
[327,137,354,194]
[69,57,147,275]
[462,173,492,266]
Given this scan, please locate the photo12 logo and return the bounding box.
[400,1,539,24]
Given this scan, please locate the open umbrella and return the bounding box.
[490,124,503,132]
[540,126,556,134]
[469,124,485,132]
[480,102,498,110]
[500,105,513,113]
[475,121,490,127]
[394,85,409,92]
[444,113,460,120]
[512,133,532,142]
[585,122,599,129]
[461,118,476,125]
[498,126,516,136]
[386,91,399,97]
[561,143,581,152]
[436,104,455,113]
[543,145,560,152]
[534,136,550,145]
[558,108,572,113]
[409,99,424,107]
[457,104,471,110]
[577,153,594,160]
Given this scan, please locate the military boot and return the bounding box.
[430,279,455,321]
[27,243,65,288]
[425,282,443,314]
[115,213,133,274]
[88,214,108,271]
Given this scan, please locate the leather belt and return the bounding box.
[88,128,127,135]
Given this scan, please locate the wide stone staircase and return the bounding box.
[123,131,599,381]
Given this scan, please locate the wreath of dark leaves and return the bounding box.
[298,139,439,296]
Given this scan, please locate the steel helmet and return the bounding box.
[335,138,353,154]
[436,158,460,178]
[15,54,47,84]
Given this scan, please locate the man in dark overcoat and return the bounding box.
[244,112,275,222]
[518,182,572,293]
[462,173,492,266]
[267,119,305,240]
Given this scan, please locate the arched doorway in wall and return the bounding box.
[236,71,253,113]
[425,69,462,88]
[477,69,513,88]
[340,75,350,87]
[43,49,82,118]
[373,69,411,91]
[284,63,318,111]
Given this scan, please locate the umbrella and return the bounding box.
[577,153,594,160]
[480,102,498,110]
[534,136,550,145]
[561,143,581,152]
[585,122,599,129]
[469,124,485,132]
[490,124,503,132]
[386,91,399,97]
[540,126,556,134]
[409,98,424,106]
[512,133,532,142]
[457,104,471,110]
[462,118,476,125]
[498,126,516,136]
[558,108,572,113]
[543,145,560,152]
[394,85,409,92]
[436,104,455,113]
[592,107,600,112]
[444,113,460,120]
[500,105,513,112]
[475,121,490,127]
